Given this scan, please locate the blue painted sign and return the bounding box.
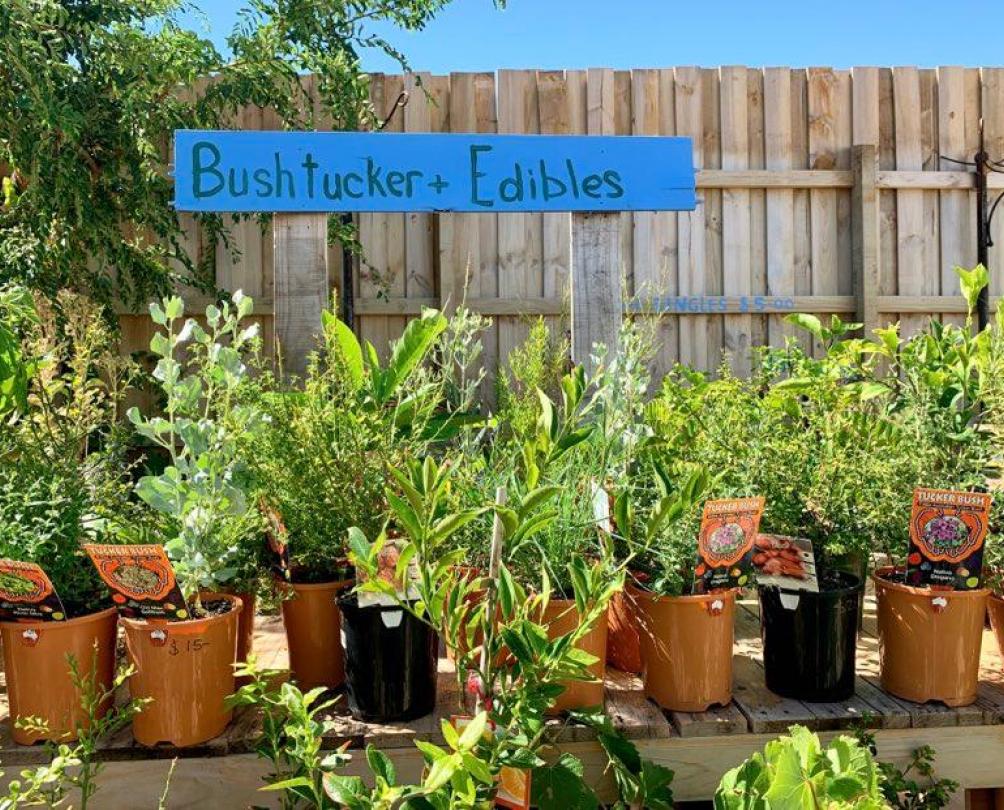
[172,131,695,213]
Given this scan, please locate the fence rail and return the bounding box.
[120,67,1004,388]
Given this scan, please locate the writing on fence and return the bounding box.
[629,296,798,314]
[172,131,696,213]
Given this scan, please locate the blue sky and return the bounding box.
[182,0,1002,71]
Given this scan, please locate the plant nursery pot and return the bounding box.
[874,568,988,707]
[606,588,642,674]
[280,579,352,690]
[121,593,242,747]
[541,598,608,715]
[0,607,118,745]
[758,571,862,702]
[339,593,438,722]
[632,585,735,712]
[233,590,256,666]
[990,594,1004,664]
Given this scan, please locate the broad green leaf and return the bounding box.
[784,312,824,341]
[322,309,364,389]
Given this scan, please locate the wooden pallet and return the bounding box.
[2,594,1003,806]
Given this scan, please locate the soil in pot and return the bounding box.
[990,594,1004,665]
[758,569,861,702]
[875,567,988,707]
[280,579,352,690]
[607,588,642,674]
[339,593,438,722]
[0,607,118,745]
[541,598,608,715]
[633,585,734,711]
[122,593,241,747]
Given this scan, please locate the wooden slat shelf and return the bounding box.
[3,587,1003,805]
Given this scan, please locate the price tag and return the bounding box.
[261,499,291,580]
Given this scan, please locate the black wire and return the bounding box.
[379,91,409,131]
[939,154,978,167]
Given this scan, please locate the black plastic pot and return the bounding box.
[758,571,862,702]
[338,594,438,722]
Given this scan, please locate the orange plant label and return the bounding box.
[83,543,189,620]
[449,716,532,809]
[0,560,67,622]
[693,496,764,593]
[907,488,991,590]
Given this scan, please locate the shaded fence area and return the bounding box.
[120,67,1004,385]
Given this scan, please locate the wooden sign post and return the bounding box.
[172,130,696,371]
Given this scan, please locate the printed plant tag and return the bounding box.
[0,560,67,622]
[591,479,612,534]
[357,535,420,608]
[693,496,765,593]
[907,488,992,590]
[261,499,291,580]
[752,535,819,593]
[450,716,531,810]
[84,544,189,620]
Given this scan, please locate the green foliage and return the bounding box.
[12,647,150,810]
[0,290,141,615]
[0,0,454,308]
[854,728,958,810]
[715,725,886,810]
[128,292,263,608]
[241,305,477,583]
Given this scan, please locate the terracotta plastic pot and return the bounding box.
[874,568,988,707]
[606,588,642,674]
[232,590,256,666]
[759,571,862,702]
[280,579,352,690]
[122,593,241,747]
[0,607,118,745]
[990,594,1004,664]
[633,585,735,711]
[541,598,608,715]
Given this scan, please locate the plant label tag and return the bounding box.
[0,560,67,622]
[591,479,612,534]
[693,496,764,593]
[907,488,991,590]
[449,716,532,809]
[84,544,189,620]
[752,535,819,593]
[260,498,291,580]
[357,535,420,608]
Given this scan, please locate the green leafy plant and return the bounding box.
[854,728,958,810]
[715,725,886,810]
[0,290,140,615]
[13,647,150,810]
[128,292,264,612]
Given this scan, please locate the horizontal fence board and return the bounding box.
[119,67,1004,385]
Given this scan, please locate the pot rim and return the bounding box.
[283,578,355,592]
[873,567,989,599]
[990,592,1004,605]
[627,582,738,605]
[0,604,118,630]
[758,569,863,598]
[119,591,243,629]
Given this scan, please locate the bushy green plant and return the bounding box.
[853,728,958,810]
[240,306,480,583]
[715,725,886,810]
[0,289,140,615]
[128,292,264,612]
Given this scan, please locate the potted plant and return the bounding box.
[871,268,1000,706]
[240,305,467,692]
[0,288,137,744]
[613,465,746,713]
[123,292,262,746]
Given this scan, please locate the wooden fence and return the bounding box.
[121,67,1004,387]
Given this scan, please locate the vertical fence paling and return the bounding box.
[124,68,1004,383]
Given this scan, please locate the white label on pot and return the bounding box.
[779,592,801,611]
[711,599,724,611]
[931,596,948,609]
[380,610,404,629]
